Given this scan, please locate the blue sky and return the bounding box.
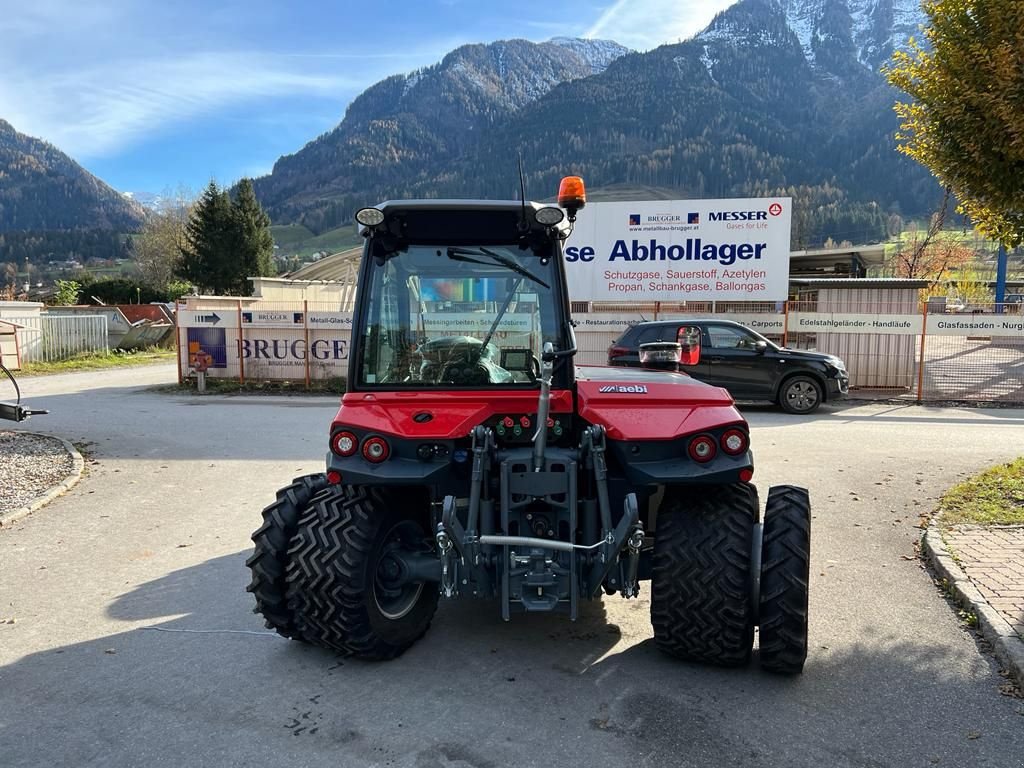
[0,0,734,195]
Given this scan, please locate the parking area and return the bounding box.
[2,365,1024,768]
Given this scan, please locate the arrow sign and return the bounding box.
[196,312,221,325]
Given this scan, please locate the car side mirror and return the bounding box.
[753,341,768,354]
[677,326,701,366]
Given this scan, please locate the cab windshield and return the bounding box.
[357,243,564,387]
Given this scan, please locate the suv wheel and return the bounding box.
[779,375,823,414]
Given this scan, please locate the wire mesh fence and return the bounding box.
[176,298,1024,404]
[919,304,1024,403]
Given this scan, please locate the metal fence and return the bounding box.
[176,298,1024,404]
[919,310,1024,403]
[10,315,109,363]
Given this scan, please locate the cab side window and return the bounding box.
[706,325,758,350]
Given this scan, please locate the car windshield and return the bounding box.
[357,243,564,387]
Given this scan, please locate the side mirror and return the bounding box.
[753,341,768,354]
[677,326,701,366]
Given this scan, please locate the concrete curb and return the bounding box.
[922,523,1024,687]
[0,433,85,528]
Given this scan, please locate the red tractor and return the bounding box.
[247,178,811,672]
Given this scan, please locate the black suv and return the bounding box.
[608,319,849,414]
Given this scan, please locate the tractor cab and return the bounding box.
[349,198,576,393]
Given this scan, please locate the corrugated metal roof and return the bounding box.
[286,247,363,282]
[789,278,930,289]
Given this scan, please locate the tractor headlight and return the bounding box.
[534,206,565,226]
[355,207,385,227]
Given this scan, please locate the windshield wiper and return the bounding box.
[446,247,549,289]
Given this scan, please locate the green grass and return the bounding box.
[269,224,316,248]
[937,457,1024,527]
[271,224,361,258]
[19,348,177,376]
[167,376,346,396]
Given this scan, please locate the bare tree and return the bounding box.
[891,189,960,279]
[134,186,193,292]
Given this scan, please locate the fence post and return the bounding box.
[237,300,245,386]
[916,302,928,404]
[303,299,311,390]
[782,300,790,348]
[175,300,183,385]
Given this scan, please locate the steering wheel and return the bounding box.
[439,362,491,386]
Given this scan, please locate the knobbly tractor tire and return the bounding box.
[651,483,758,667]
[758,485,811,674]
[285,485,439,660]
[246,474,328,638]
[778,375,823,415]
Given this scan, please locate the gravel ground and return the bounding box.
[0,431,75,514]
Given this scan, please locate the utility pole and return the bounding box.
[994,243,1007,312]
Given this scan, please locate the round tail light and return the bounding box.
[720,428,749,456]
[331,430,358,457]
[362,436,390,463]
[688,435,717,463]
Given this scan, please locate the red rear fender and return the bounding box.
[575,370,746,441]
[332,390,574,440]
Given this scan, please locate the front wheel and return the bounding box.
[285,485,439,660]
[651,483,758,667]
[778,375,823,414]
[758,485,811,674]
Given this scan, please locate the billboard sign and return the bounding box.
[564,199,792,302]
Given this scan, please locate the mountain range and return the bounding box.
[0,119,144,234]
[1,0,936,256]
[251,0,937,246]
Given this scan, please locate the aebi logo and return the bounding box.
[598,384,648,394]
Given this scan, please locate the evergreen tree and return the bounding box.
[231,178,275,292]
[176,179,276,295]
[177,181,235,294]
[884,0,1024,247]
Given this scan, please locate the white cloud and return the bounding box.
[584,0,735,50]
[0,1,471,160]
[0,52,357,157]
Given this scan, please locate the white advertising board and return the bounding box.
[926,315,1024,337]
[788,313,924,335]
[564,198,792,302]
[178,309,238,328]
[420,313,532,333]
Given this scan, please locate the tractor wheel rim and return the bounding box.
[373,522,425,620]
[787,381,818,411]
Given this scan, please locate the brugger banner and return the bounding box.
[563,199,792,302]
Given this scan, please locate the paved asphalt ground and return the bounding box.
[2,364,1024,768]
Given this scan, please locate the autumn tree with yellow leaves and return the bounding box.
[884,0,1024,247]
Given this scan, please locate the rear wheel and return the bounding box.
[285,485,439,660]
[246,474,328,638]
[778,375,823,414]
[651,483,758,667]
[758,485,811,674]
